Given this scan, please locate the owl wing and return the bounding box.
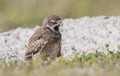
[25,28,48,60]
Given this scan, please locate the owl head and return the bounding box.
[42,15,62,33]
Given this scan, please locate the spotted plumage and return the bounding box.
[25,15,62,61]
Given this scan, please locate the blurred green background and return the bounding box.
[0,0,120,32]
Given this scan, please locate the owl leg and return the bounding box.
[57,50,61,57]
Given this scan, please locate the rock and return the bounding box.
[0,16,120,62]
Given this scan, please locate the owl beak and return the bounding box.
[56,20,63,26]
[53,20,62,30]
[59,22,63,26]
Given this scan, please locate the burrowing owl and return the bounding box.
[25,15,62,61]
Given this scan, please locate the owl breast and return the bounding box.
[40,31,61,60]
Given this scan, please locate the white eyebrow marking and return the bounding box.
[51,20,56,23]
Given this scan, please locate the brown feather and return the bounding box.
[25,15,62,61]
